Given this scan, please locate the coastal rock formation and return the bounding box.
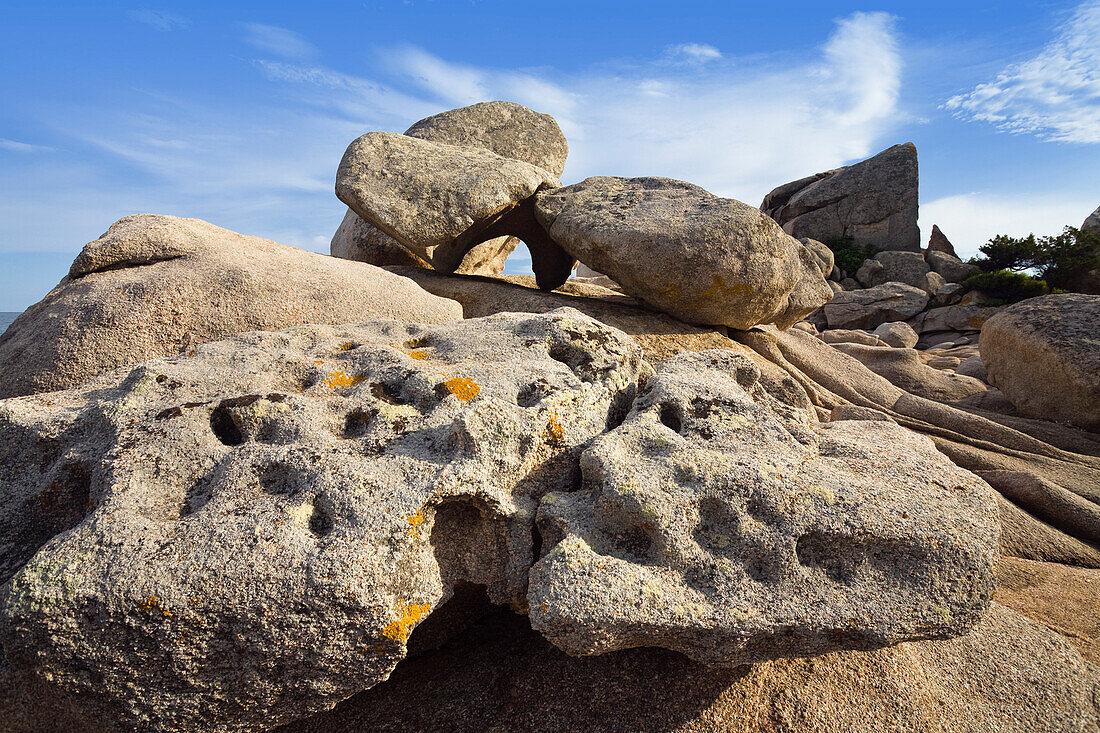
[0,215,461,399]
[823,282,929,330]
[928,224,958,256]
[529,349,998,664]
[332,101,569,276]
[336,132,573,289]
[760,143,920,252]
[0,309,646,731]
[534,177,832,329]
[980,294,1100,431]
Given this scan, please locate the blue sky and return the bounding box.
[1,1,1098,311]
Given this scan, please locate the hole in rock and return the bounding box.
[404,582,499,658]
[372,381,408,406]
[430,497,507,589]
[259,462,301,497]
[658,402,683,433]
[605,386,636,430]
[210,406,245,446]
[795,531,863,583]
[308,497,336,537]
[517,381,553,408]
[343,407,376,439]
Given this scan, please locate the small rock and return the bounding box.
[919,270,947,296]
[862,251,931,289]
[873,321,919,348]
[910,305,998,335]
[956,355,988,382]
[926,251,980,283]
[840,277,862,291]
[927,356,962,370]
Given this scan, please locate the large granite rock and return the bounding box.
[828,343,989,403]
[1082,204,1100,236]
[823,282,929,330]
[873,321,919,348]
[980,294,1100,431]
[0,215,462,399]
[926,250,980,283]
[0,309,647,732]
[856,251,930,288]
[332,101,569,276]
[534,177,832,330]
[911,304,1000,335]
[528,349,999,665]
[760,143,920,252]
[336,132,572,289]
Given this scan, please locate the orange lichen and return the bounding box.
[406,510,425,528]
[443,377,480,401]
[322,371,366,389]
[700,275,751,301]
[405,350,429,360]
[339,342,357,351]
[545,409,565,442]
[140,595,172,618]
[382,600,432,643]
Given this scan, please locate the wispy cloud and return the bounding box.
[0,138,53,153]
[242,23,318,60]
[666,43,723,65]
[129,10,190,32]
[943,1,1100,143]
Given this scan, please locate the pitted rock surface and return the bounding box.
[0,309,646,732]
[0,215,462,399]
[332,101,569,276]
[528,349,999,665]
[534,177,832,329]
[335,132,562,277]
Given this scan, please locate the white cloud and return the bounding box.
[243,23,318,60]
[129,10,190,31]
[666,43,723,64]
[943,1,1100,143]
[0,138,52,153]
[920,192,1097,260]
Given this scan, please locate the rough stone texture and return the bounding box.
[0,309,647,732]
[527,349,999,665]
[926,250,980,283]
[405,101,568,178]
[823,282,929,330]
[731,325,1100,568]
[760,143,920,252]
[956,354,988,381]
[276,602,1098,733]
[820,329,886,347]
[980,294,1100,431]
[918,270,947,296]
[872,321,919,348]
[535,177,832,330]
[858,251,930,289]
[839,277,861,291]
[0,215,462,399]
[332,101,569,276]
[829,343,989,403]
[335,132,561,275]
[1082,204,1100,236]
[910,304,999,335]
[800,237,835,279]
[927,224,958,256]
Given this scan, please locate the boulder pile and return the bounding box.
[1,101,1096,733]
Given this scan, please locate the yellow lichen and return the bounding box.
[382,600,432,643]
[322,371,366,389]
[339,342,357,351]
[405,350,429,360]
[444,377,480,401]
[700,275,752,301]
[545,409,565,442]
[313,359,325,365]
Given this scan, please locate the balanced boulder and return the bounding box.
[0,215,462,398]
[979,294,1100,431]
[332,101,569,276]
[336,132,573,289]
[534,177,832,329]
[760,143,920,252]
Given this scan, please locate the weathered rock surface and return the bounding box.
[925,250,979,283]
[528,349,999,664]
[872,321,919,349]
[910,304,998,335]
[980,294,1100,431]
[535,177,832,329]
[820,329,886,347]
[0,309,647,732]
[332,101,569,276]
[760,143,920,252]
[823,282,929,330]
[857,251,929,289]
[927,224,958,256]
[1082,204,1100,236]
[828,343,989,403]
[336,132,572,288]
[0,215,462,399]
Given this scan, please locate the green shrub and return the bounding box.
[963,269,1048,304]
[970,234,1039,272]
[970,227,1100,293]
[822,234,877,275]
